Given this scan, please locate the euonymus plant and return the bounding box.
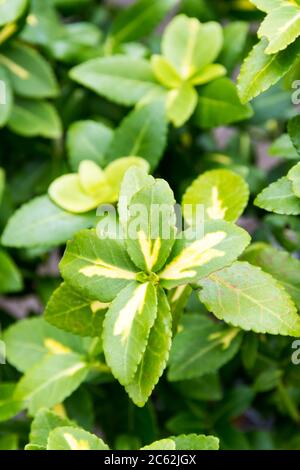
[2,0,300,452]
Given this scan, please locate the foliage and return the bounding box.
[1,0,300,452]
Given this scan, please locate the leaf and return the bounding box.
[0,42,58,98]
[250,0,284,13]
[107,0,177,50]
[60,229,139,303]
[0,0,28,27]
[103,282,157,385]
[47,426,109,450]
[288,162,300,197]
[258,4,300,54]
[162,14,223,79]
[8,98,62,139]
[167,83,198,127]
[0,250,23,294]
[67,120,114,171]
[118,166,155,225]
[238,37,300,103]
[288,115,300,158]
[242,243,300,310]
[254,177,300,215]
[26,409,74,451]
[48,172,110,214]
[14,353,89,415]
[4,317,87,372]
[0,383,24,423]
[182,169,249,224]
[0,66,13,127]
[219,21,249,73]
[199,261,300,336]
[104,157,150,199]
[45,283,108,337]
[125,179,177,273]
[172,434,219,450]
[106,102,167,171]
[151,55,182,88]
[2,195,97,248]
[269,134,299,160]
[159,220,250,290]
[0,167,4,204]
[169,315,242,381]
[70,56,161,106]
[195,78,253,128]
[126,288,172,407]
[142,439,176,450]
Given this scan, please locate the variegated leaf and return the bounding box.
[126,287,172,406]
[60,229,139,302]
[159,220,250,289]
[182,169,249,224]
[125,179,177,273]
[103,282,157,385]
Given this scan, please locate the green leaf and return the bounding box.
[168,314,242,381]
[0,167,4,204]
[195,78,253,128]
[106,102,167,171]
[219,21,249,73]
[0,0,28,27]
[242,243,300,310]
[48,170,110,214]
[238,37,300,103]
[4,317,87,372]
[2,195,97,248]
[14,353,89,415]
[288,115,300,158]
[151,55,182,89]
[0,249,23,294]
[182,169,249,224]
[199,261,300,336]
[104,157,150,200]
[0,66,13,127]
[0,435,18,450]
[141,439,176,450]
[269,134,299,160]
[172,434,219,450]
[126,288,172,407]
[45,282,108,337]
[47,426,109,450]
[0,383,24,423]
[67,120,114,171]
[118,166,155,225]
[125,179,176,273]
[59,229,139,303]
[167,83,198,127]
[26,409,74,451]
[258,4,300,55]
[0,42,58,98]
[103,282,157,385]
[70,56,161,106]
[8,98,62,139]
[162,14,223,80]
[107,0,177,50]
[288,162,300,197]
[250,0,283,13]
[254,177,300,215]
[159,220,250,290]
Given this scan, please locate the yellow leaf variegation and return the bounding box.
[159,220,250,289]
[103,282,158,385]
[182,169,250,224]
